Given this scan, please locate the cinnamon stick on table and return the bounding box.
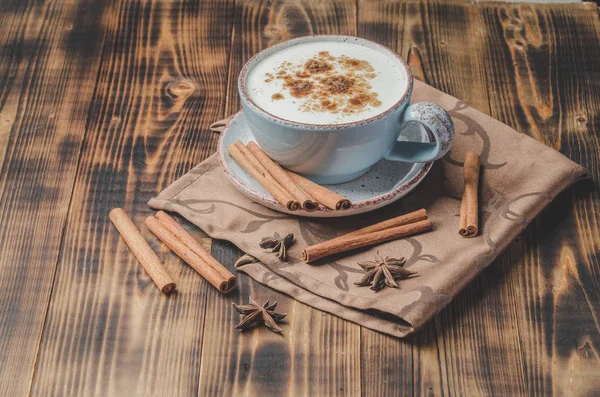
[302,218,433,263]
[247,141,318,211]
[459,152,481,237]
[155,211,235,285]
[287,170,352,210]
[109,208,176,294]
[145,216,236,294]
[228,143,299,211]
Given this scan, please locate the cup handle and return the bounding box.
[384,102,454,162]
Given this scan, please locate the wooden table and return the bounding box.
[1,0,599,395]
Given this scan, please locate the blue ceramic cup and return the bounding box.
[239,35,454,184]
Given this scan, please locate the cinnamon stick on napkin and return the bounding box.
[146,211,236,294]
[302,209,431,262]
[459,152,481,237]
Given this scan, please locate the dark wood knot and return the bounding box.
[576,115,587,124]
[264,24,286,46]
[264,24,283,36]
[578,342,594,359]
[165,80,197,100]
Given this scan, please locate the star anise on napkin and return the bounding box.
[232,297,287,333]
[354,253,417,291]
[259,232,294,261]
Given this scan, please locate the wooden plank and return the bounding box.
[356,2,415,396]
[199,1,362,396]
[358,2,518,396]
[401,0,490,110]
[0,1,594,395]
[0,0,37,169]
[29,0,234,396]
[399,1,533,396]
[0,0,110,395]
[479,3,600,395]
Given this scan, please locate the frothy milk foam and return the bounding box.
[245,41,408,125]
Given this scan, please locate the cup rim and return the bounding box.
[238,35,414,130]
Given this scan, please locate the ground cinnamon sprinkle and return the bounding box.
[339,55,374,72]
[266,51,381,115]
[322,75,354,94]
[320,99,338,111]
[318,51,335,60]
[286,79,313,98]
[305,59,333,74]
[348,93,381,108]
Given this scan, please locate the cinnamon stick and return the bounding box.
[236,141,322,205]
[155,211,235,284]
[238,141,319,205]
[109,208,176,294]
[336,208,428,240]
[228,143,299,211]
[145,216,235,294]
[247,141,318,211]
[234,141,303,204]
[459,190,468,234]
[459,152,480,237]
[287,170,351,210]
[235,141,271,181]
[302,219,433,263]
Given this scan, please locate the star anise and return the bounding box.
[232,297,287,333]
[259,232,294,261]
[354,253,416,291]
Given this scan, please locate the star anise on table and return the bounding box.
[232,297,287,333]
[259,232,294,261]
[354,253,417,292]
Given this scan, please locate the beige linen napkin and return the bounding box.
[148,80,586,338]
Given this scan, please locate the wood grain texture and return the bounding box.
[29,0,234,395]
[479,3,600,396]
[401,2,591,396]
[200,1,362,396]
[0,0,47,169]
[0,0,109,395]
[361,2,527,396]
[357,4,417,396]
[401,0,491,110]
